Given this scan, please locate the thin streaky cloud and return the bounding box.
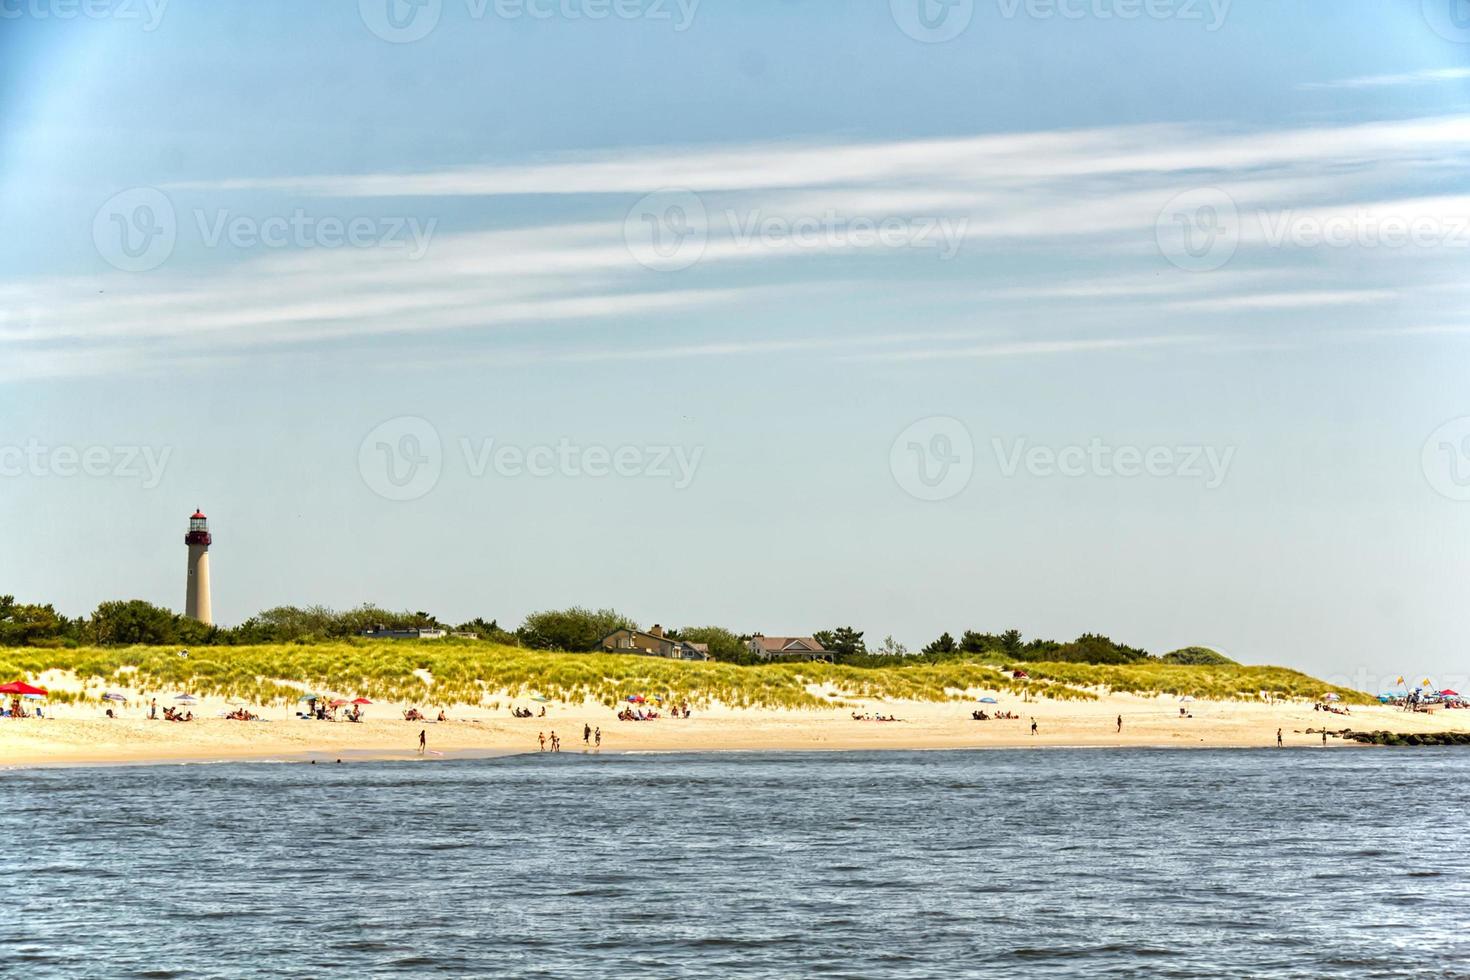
[1298,68,1470,91]
[169,115,1470,199]
[842,335,1211,363]
[1167,290,1400,312]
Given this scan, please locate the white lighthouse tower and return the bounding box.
[184,508,213,625]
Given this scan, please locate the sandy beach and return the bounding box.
[4,677,1467,767]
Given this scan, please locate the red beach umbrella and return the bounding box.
[329,699,349,707]
[1441,689,1460,697]
[0,681,48,696]
[351,698,372,705]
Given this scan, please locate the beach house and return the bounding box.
[599,624,710,661]
[746,635,830,662]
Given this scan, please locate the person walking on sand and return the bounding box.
[584,723,591,747]
[1116,714,1122,733]
[594,727,602,750]
[418,729,427,755]
[539,732,546,752]
[1031,719,1038,736]
[1322,730,1328,747]
[1277,728,1283,748]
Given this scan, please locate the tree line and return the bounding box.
[0,595,1233,666]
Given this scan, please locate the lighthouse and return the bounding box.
[184,509,213,625]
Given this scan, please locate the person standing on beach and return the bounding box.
[539,732,546,752]
[418,729,427,754]
[584,723,591,747]
[1116,714,1122,733]
[594,727,602,750]
[1322,730,1328,747]
[1031,719,1038,736]
[1277,728,1283,747]
[150,697,158,720]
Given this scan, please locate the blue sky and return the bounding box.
[3,0,1470,686]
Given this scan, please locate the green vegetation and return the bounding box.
[0,595,1373,707]
[1160,646,1238,666]
[0,641,1372,709]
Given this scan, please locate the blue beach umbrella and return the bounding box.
[979,697,998,704]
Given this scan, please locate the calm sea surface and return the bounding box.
[2,749,1468,978]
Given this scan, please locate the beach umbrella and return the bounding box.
[979,697,998,704]
[1178,695,1196,702]
[0,681,48,697]
[174,694,198,704]
[102,693,128,703]
[531,695,550,703]
[21,693,45,700]
[351,697,372,705]
[329,699,349,708]
[297,693,323,702]
[1441,689,1459,697]
[1323,693,1341,702]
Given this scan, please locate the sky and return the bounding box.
[2,0,1469,688]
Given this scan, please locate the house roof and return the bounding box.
[751,636,826,653]
[599,627,673,646]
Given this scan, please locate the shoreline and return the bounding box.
[5,692,1466,770]
[0,740,1407,772]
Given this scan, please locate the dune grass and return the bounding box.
[0,641,1373,708]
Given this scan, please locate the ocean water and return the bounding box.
[2,748,1467,978]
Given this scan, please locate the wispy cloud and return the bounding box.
[8,113,1470,381]
[1298,68,1470,91]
